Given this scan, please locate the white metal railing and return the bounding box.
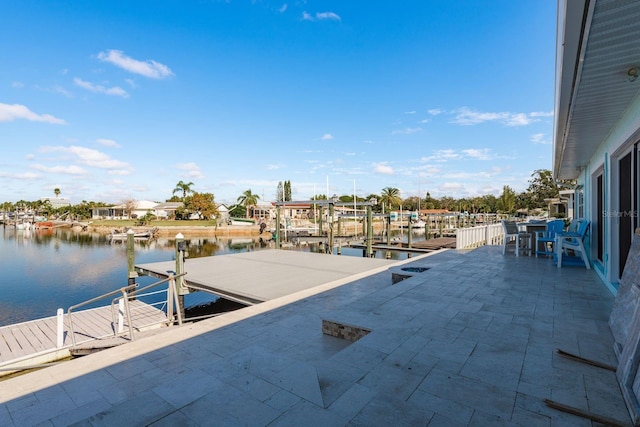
[66,273,185,348]
[456,223,504,249]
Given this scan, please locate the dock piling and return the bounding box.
[56,308,64,348]
[366,204,373,257]
[175,233,187,318]
[126,230,138,288]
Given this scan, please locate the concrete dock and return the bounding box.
[0,246,630,426]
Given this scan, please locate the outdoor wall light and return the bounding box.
[628,67,639,82]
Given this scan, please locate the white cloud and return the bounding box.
[442,171,496,180]
[97,49,174,79]
[40,145,134,172]
[530,133,551,145]
[530,111,554,118]
[302,11,341,22]
[74,78,129,98]
[450,107,550,127]
[439,182,464,191]
[421,148,494,163]
[279,4,287,13]
[12,81,24,88]
[373,163,394,175]
[392,127,422,135]
[505,113,532,126]
[420,118,431,124]
[321,133,334,140]
[462,148,492,160]
[107,169,133,176]
[0,103,66,124]
[0,171,40,180]
[31,164,87,175]
[176,162,204,179]
[267,163,285,170]
[451,107,508,125]
[316,11,341,21]
[428,108,443,115]
[404,110,416,115]
[52,85,73,97]
[428,149,460,161]
[97,138,121,148]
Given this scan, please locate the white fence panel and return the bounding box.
[456,223,504,249]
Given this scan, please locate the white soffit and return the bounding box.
[555,0,640,179]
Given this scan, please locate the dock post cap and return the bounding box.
[127,229,134,234]
[176,233,184,239]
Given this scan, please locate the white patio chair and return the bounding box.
[502,220,531,256]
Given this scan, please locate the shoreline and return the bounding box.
[88,224,272,238]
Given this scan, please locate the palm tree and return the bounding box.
[237,189,260,219]
[54,188,61,198]
[173,181,194,200]
[497,185,517,214]
[379,187,402,212]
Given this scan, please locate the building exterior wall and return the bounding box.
[576,93,640,291]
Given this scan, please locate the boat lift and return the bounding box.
[274,198,382,257]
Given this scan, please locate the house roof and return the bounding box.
[553,0,640,179]
[153,202,183,210]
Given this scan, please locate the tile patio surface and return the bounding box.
[0,246,630,426]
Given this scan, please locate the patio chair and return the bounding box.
[502,220,531,256]
[556,219,591,269]
[535,219,565,258]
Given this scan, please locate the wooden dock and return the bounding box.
[409,237,457,250]
[0,300,168,375]
[352,237,457,253]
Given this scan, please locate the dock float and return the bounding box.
[136,249,396,306]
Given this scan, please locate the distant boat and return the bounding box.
[108,227,159,242]
[35,221,55,229]
[229,218,255,226]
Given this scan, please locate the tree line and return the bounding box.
[0,170,568,221]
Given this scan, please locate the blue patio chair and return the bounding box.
[535,219,565,258]
[555,219,590,269]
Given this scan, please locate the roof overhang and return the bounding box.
[553,0,640,180]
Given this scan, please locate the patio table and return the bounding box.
[518,222,548,256]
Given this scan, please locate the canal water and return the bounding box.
[0,227,420,327]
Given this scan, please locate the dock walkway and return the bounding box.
[0,300,168,373]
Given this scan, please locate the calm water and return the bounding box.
[0,226,418,327]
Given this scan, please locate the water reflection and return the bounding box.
[0,226,424,326]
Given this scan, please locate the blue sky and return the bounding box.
[0,1,556,206]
